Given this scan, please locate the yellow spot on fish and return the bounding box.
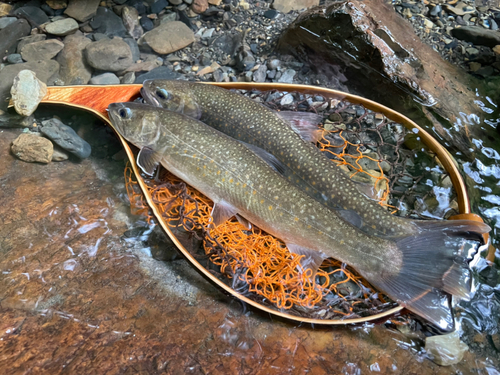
[331,194,335,198]
[340,240,345,245]
[242,184,247,188]
[268,205,273,210]
[229,178,233,183]
[217,170,221,175]
[307,225,312,229]
[312,182,316,186]
[252,190,257,195]
[294,217,299,222]
[260,200,264,204]
[222,178,225,182]
[372,225,376,229]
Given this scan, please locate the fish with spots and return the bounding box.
[141,80,461,240]
[108,101,490,331]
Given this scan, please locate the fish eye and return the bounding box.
[156,89,170,100]
[118,108,131,119]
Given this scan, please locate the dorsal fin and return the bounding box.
[277,111,324,143]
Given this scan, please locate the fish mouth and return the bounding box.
[140,83,159,107]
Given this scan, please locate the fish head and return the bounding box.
[108,102,161,147]
[141,80,201,119]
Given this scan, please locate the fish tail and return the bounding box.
[374,220,490,331]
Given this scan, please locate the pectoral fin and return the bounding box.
[277,111,324,143]
[239,141,286,174]
[137,146,162,176]
[287,243,327,278]
[236,214,252,230]
[210,200,238,227]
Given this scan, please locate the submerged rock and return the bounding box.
[57,32,93,85]
[451,26,500,48]
[0,19,31,60]
[0,110,34,128]
[272,0,319,13]
[278,0,484,160]
[40,118,91,159]
[425,331,469,366]
[11,133,53,164]
[10,70,47,117]
[138,21,194,54]
[89,72,120,85]
[84,37,133,72]
[45,17,79,36]
[20,39,65,62]
[64,0,100,22]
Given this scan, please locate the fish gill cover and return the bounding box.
[123,89,480,325]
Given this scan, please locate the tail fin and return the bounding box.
[373,220,490,331]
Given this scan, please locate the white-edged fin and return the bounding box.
[239,141,286,174]
[354,181,382,201]
[442,260,472,300]
[287,243,327,278]
[137,146,162,176]
[236,214,252,230]
[414,220,490,243]
[405,289,455,332]
[277,111,324,143]
[210,200,238,228]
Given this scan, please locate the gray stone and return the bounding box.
[123,38,140,62]
[11,70,48,116]
[64,0,100,22]
[277,68,296,83]
[6,54,23,64]
[89,72,120,85]
[170,0,183,4]
[121,71,136,84]
[0,111,35,128]
[134,66,181,83]
[20,39,65,62]
[202,28,215,39]
[451,26,500,48]
[84,37,133,72]
[280,93,294,106]
[267,59,281,70]
[160,12,177,24]
[0,17,17,30]
[0,19,31,60]
[52,147,70,162]
[252,64,267,82]
[57,32,93,85]
[11,133,53,163]
[17,34,47,54]
[272,0,319,13]
[139,21,194,54]
[0,60,60,111]
[45,18,79,36]
[425,331,469,366]
[89,7,128,37]
[40,118,92,159]
[12,6,50,27]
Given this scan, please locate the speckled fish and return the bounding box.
[108,102,490,331]
[141,80,455,240]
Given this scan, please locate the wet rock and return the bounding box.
[57,32,93,85]
[46,0,68,10]
[253,64,267,82]
[139,21,194,54]
[40,118,91,159]
[13,6,50,27]
[0,3,12,17]
[192,0,209,14]
[277,68,296,83]
[0,17,17,30]
[122,6,143,39]
[45,17,79,36]
[150,0,168,14]
[11,133,53,163]
[89,7,127,37]
[272,0,319,13]
[134,66,181,83]
[123,38,140,62]
[89,72,120,85]
[20,39,65,62]
[85,37,133,72]
[278,0,484,160]
[11,70,47,117]
[51,144,70,162]
[425,331,469,366]
[64,0,100,22]
[140,15,154,32]
[0,110,34,128]
[17,34,47,54]
[493,45,500,55]
[451,26,500,48]
[0,19,31,60]
[6,54,23,64]
[121,71,136,83]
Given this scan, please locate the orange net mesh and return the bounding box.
[124,165,390,317]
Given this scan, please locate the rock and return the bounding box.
[89,6,128,37]
[20,39,65,62]
[123,38,140,62]
[0,60,60,111]
[139,21,194,54]
[0,19,31,60]
[45,17,79,36]
[40,118,91,159]
[122,6,143,39]
[150,0,168,13]
[451,26,500,48]
[140,15,154,31]
[46,1,68,10]
[0,3,12,17]
[170,0,183,5]
[134,66,181,83]
[425,331,469,366]
[280,93,294,105]
[64,0,100,22]
[89,72,120,85]
[202,28,215,39]
[17,34,47,54]
[253,64,267,82]
[10,70,48,116]
[277,68,296,83]
[121,71,135,83]
[493,45,500,55]
[6,54,23,64]
[0,110,35,128]
[85,37,133,71]
[11,134,53,163]
[57,32,93,85]
[0,17,17,30]
[192,0,208,13]
[278,0,484,160]
[267,59,281,70]
[272,0,319,13]
[13,6,50,27]
[160,12,177,24]
[52,145,70,161]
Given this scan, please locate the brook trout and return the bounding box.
[109,102,489,331]
[141,80,451,240]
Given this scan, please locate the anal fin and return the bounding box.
[287,243,327,278]
[210,200,238,228]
